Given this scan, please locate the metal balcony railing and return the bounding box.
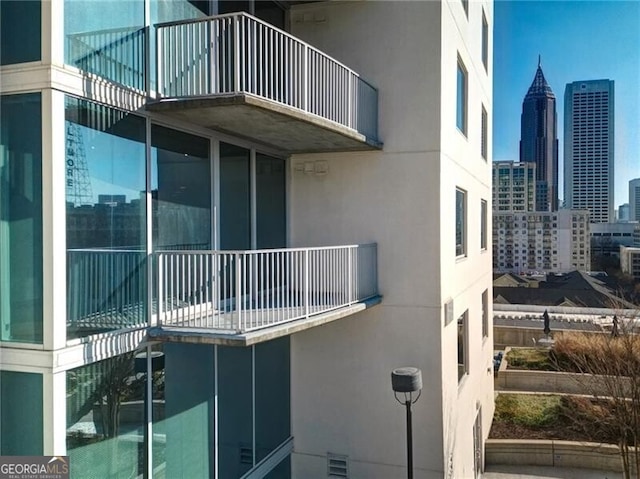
[66,244,378,335]
[155,12,378,140]
[156,244,378,332]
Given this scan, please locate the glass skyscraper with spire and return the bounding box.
[520,58,559,212]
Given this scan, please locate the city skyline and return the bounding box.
[493,0,640,208]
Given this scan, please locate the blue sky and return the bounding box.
[493,0,640,207]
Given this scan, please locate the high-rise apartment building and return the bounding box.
[520,60,559,211]
[493,161,536,212]
[564,79,615,223]
[629,178,640,221]
[493,209,591,273]
[0,1,493,478]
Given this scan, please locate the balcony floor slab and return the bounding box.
[146,93,382,154]
[148,295,382,346]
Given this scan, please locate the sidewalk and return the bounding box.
[484,464,622,479]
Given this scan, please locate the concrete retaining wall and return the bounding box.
[494,326,611,349]
[485,439,626,472]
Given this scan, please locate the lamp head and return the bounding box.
[391,367,422,393]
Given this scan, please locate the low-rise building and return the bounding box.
[591,222,640,258]
[620,246,640,280]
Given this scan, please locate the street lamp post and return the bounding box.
[391,367,423,479]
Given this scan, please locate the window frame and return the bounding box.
[481,104,488,160]
[456,56,468,136]
[482,10,489,71]
[482,289,489,339]
[481,199,488,250]
[456,187,467,258]
[457,311,469,382]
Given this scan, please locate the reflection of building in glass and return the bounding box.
[67,198,143,249]
[1,1,493,478]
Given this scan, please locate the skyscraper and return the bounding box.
[564,79,615,223]
[629,178,640,221]
[520,58,559,211]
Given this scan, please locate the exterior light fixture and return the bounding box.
[391,367,422,479]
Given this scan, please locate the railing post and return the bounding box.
[144,26,151,97]
[156,26,162,97]
[234,15,241,92]
[302,45,308,112]
[235,252,242,332]
[304,249,310,319]
[348,246,354,304]
[208,19,214,94]
[157,253,164,326]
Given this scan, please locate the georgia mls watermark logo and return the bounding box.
[0,456,69,479]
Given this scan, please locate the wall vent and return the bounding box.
[327,453,349,478]
[239,447,253,465]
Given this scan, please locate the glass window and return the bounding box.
[482,11,489,71]
[0,93,43,343]
[151,125,210,250]
[481,199,488,250]
[482,289,489,338]
[66,354,145,478]
[481,105,488,160]
[220,142,251,250]
[257,154,286,249]
[456,56,467,135]
[65,96,146,340]
[457,311,468,381]
[1,371,43,455]
[456,188,467,257]
[64,0,145,89]
[0,1,41,65]
[159,343,215,478]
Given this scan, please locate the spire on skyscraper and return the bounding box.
[526,59,555,98]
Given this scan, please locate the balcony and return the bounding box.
[146,13,381,153]
[67,244,380,345]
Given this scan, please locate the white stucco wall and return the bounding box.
[288,1,494,477]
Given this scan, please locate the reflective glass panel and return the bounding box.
[64,0,145,89]
[0,1,41,65]
[256,154,286,249]
[65,96,146,339]
[220,143,250,250]
[151,125,211,250]
[0,371,43,455]
[0,93,43,343]
[66,354,145,478]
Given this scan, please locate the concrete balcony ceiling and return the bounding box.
[147,12,381,154]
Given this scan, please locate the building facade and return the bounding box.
[519,60,558,212]
[493,210,590,274]
[591,222,640,259]
[492,161,536,212]
[564,79,615,223]
[618,203,630,222]
[0,1,493,478]
[620,246,640,280]
[629,178,640,222]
